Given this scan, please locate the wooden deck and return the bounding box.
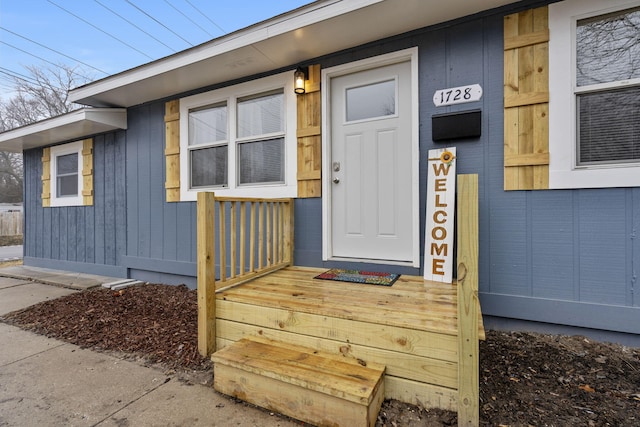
[198,175,483,423]
[214,266,484,410]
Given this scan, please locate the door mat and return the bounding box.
[314,269,400,286]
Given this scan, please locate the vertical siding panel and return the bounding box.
[26,151,38,258]
[115,130,127,266]
[76,207,85,262]
[85,192,95,264]
[137,106,152,258]
[104,133,116,265]
[127,111,140,259]
[578,190,627,305]
[67,208,77,261]
[483,14,505,294]
[633,187,640,308]
[35,169,44,258]
[94,134,106,265]
[572,192,581,301]
[51,207,59,259]
[163,202,178,260]
[531,192,574,299]
[626,188,634,307]
[149,103,165,260]
[42,187,52,259]
[190,202,198,262]
[176,202,192,262]
[59,209,67,260]
[489,192,528,295]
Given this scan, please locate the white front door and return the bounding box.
[328,58,416,264]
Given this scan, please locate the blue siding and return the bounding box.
[23,132,127,277]
[123,102,198,283]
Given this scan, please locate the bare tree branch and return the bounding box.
[0,62,94,202]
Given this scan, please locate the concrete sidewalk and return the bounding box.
[0,265,117,290]
[0,245,22,262]
[0,272,299,426]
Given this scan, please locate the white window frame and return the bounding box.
[549,0,640,189]
[50,140,83,207]
[179,71,297,201]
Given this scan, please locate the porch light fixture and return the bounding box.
[294,67,307,94]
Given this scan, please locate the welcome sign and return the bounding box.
[424,147,456,283]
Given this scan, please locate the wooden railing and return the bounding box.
[196,193,294,356]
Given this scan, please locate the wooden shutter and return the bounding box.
[504,6,550,190]
[41,147,51,207]
[297,64,322,198]
[165,100,181,202]
[82,138,94,206]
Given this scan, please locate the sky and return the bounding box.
[0,0,310,97]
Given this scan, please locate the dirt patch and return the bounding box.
[0,259,23,268]
[2,283,639,426]
[0,235,23,246]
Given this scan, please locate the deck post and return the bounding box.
[456,174,479,426]
[197,192,216,357]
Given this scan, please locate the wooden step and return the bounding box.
[211,336,385,427]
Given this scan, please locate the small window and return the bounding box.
[50,140,84,207]
[56,153,79,197]
[237,91,285,185]
[188,103,228,188]
[346,79,396,122]
[575,7,640,166]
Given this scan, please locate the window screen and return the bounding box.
[576,7,640,165]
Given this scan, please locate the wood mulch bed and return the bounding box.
[1,283,638,426]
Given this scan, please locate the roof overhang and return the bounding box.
[0,108,127,152]
[70,0,516,108]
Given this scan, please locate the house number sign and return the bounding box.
[433,84,482,107]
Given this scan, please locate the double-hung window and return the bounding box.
[180,71,296,199]
[50,140,83,207]
[575,6,640,166]
[549,0,640,188]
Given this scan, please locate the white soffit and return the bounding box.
[0,108,127,152]
[70,0,515,108]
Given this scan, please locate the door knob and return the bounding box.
[333,178,340,184]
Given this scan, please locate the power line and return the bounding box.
[124,0,194,47]
[0,41,94,82]
[163,0,214,38]
[0,67,68,93]
[183,0,227,35]
[0,27,109,75]
[94,0,177,53]
[46,0,154,60]
[0,67,43,86]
